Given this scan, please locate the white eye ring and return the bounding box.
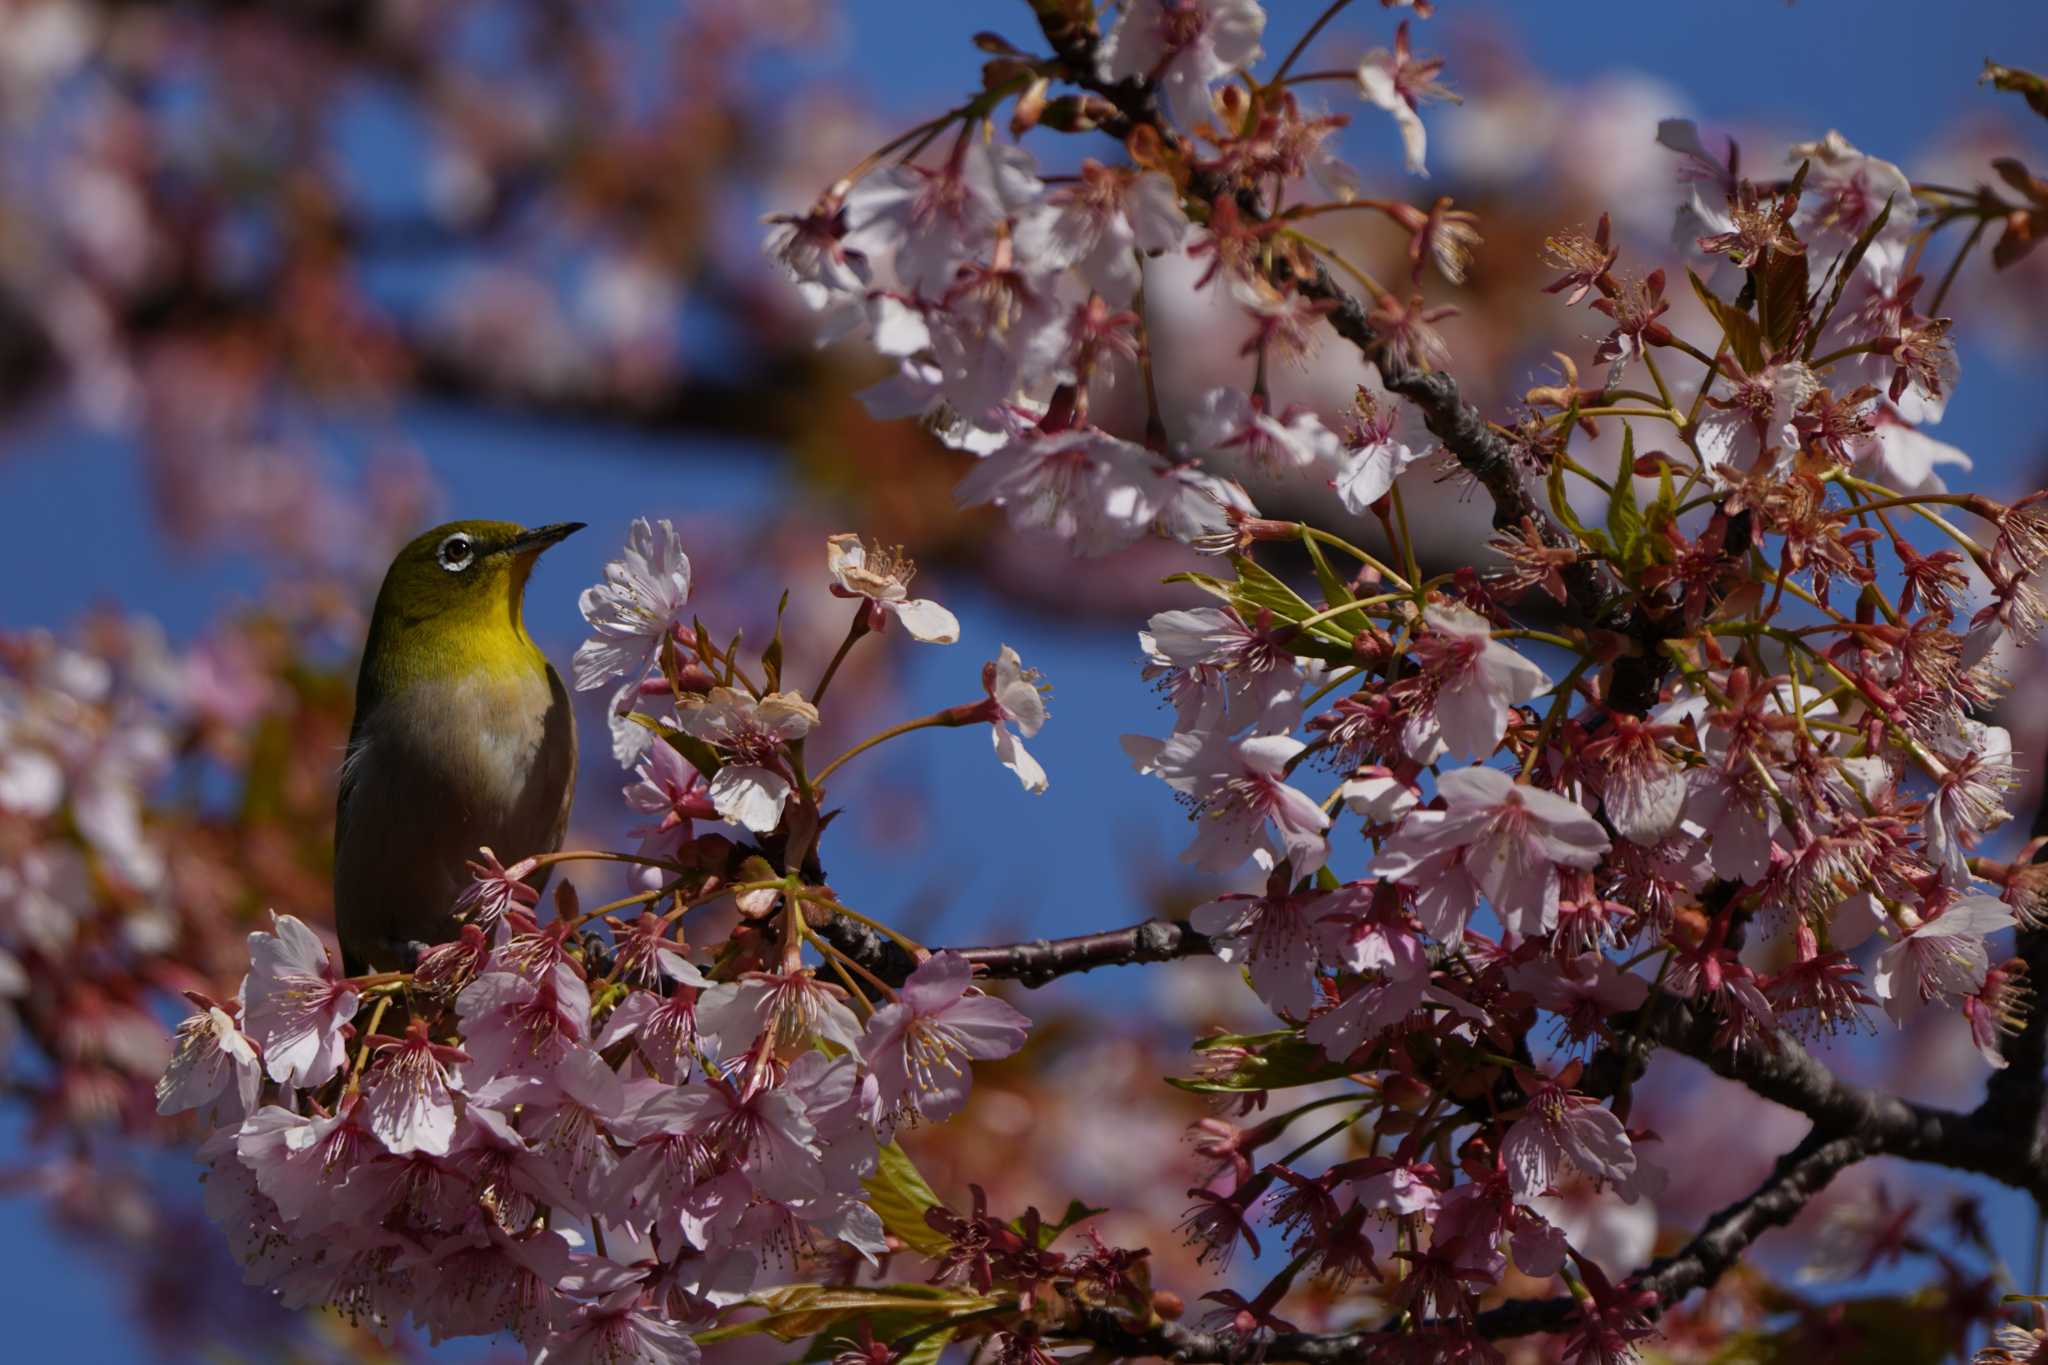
[437,534,476,572]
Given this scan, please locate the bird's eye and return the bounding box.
[437,534,475,572]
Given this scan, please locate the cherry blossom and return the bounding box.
[571,517,694,692]
[674,688,819,833]
[847,133,1043,289]
[1191,860,1322,1017]
[1404,603,1552,761]
[1356,21,1452,176]
[1016,161,1189,305]
[243,912,360,1089]
[976,645,1051,793]
[860,952,1030,1124]
[1331,396,1423,513]
[696,969,864,1055]
[1874,894,2017,1024]
[156,993,261,1119]
[1501,1064,1636,1199]
[955,425,1159,556]
[621,742,719,869]
[1187,386,1343,475]
[825,533,959,643]
[1128,728,1329,873]
[1097,0,1266,134]
[1373,765,1609,937]
[1141,605,1305,733]
[363,1018,468,1156]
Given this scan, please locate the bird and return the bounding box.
[334,520,583,975]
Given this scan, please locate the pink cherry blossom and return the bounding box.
[1188,386,1344,474]
[1404,603,1552,761]
[1873,894,2016,1025]
[455,964,592,1087]
[675,687,818,833]
[1097,0,1266,133]
[859,952,1030,1124]
[1127,729,1329,873]
[696,969,864,1056]
[156,992,261,1118]
[621,742,719,867]
[1016,160,1189,305]
[571,517,693,692]
[1501,1065,1636,1199]
[843,134,1043,296]
[977,644,1050,793]
[452,846,542,934]
[955,425,1159,556]
[1191,868,1323,1018]
[1141,605,1305,733]
[1356,21,1452,176]
[533,1286,702,1365]
[243,911,360,1088]
[1373,766,1609,937]
[363,1017,469,1156]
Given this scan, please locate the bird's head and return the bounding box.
[363,520,585,680]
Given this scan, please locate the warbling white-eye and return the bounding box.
[334,520,583,973]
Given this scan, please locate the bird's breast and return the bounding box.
[365,665,569,823]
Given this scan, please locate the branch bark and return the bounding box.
[816,914,1212,989]
[1053,1131,1863,1361]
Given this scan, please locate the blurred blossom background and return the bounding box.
[0,0,2042,1359]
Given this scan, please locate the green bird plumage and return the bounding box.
[335,519,583,974]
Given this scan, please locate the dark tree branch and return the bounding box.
[1051,1132,1864,1361]
[818,914,1212,990]
[959,918,1214,986]
[1979,801,2048,1166]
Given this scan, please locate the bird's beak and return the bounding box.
[502,522,586,559]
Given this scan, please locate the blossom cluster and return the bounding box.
[163,516,1055,1356]
[0,616,294,1119]
[762,1,2048,1358]
[164,908,1032,1355]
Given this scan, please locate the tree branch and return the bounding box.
[816,914,1213,989]
[1644,991,2048,1201]
[1053,1131,1863,1360]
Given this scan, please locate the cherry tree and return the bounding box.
[5,1,2048,1362]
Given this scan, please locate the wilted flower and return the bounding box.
[825,534,960,644]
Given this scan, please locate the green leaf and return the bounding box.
[1546,404,1589,542]
[1170,1036,1361,1093]
[1158,571,1235,602]
[863,1143,953,1257]
[623,712,724,783]
[762,589,789,691]
[1687,267,1763,371]
[698,1285,981,1345]
[1230,555,1354,662]
[1230,555,1317,624]
[1193,1027,1298,1051]
[897,1326,959,1365]
[1605,424,1643,566]
[1298,529,1370,637]
[1015,1198,1107,1249]
[1807,194,1892,353]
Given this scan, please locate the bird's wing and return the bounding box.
[335,713,372,847]
[543,661,578,852]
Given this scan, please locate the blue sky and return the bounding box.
[0,1,2044,1358]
